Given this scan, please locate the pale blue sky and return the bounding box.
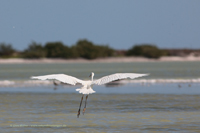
[0,0,200,50]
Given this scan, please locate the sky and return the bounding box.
[0,0,200,51]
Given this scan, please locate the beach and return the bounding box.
[1,55,200,64]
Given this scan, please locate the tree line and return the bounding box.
[0,40,114,59]
[0,39,199,59]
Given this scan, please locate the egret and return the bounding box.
[31,72,148,117]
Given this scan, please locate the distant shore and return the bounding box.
[1,56,200,64]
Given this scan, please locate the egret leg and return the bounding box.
[83,95,88,115]
[77,95,84,118]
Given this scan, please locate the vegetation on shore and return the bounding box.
[0,39,200,59]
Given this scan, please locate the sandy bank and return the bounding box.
[0,56,200,64]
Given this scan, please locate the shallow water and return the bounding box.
[0,61,200,80]
[1,62,200,87]
[0,62,200,132]
[0,84,200,132]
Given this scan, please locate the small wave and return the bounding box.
[0,78,200,87]
[121,78,200,84]
[0,80,52,87]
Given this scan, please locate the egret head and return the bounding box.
[89,72,94,78]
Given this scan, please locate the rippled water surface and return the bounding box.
[0,84,200,132]
[0,62,200,132]
[0,61,200,80]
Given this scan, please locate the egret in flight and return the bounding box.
[31,72,148,117]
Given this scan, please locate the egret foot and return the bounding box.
[82,108,86,115]
[77,109,81,118]
[82,95,88,115]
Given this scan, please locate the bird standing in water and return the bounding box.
[31,72,148,117]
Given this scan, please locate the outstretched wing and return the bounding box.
[31,74,84,85]
[93,73,149,85]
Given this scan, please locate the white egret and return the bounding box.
[31,72,148,117]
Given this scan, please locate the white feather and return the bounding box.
[31,74,84,85]
[93,73,149,85]
[31,72,149,94]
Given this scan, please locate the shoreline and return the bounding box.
[1,56,200,64]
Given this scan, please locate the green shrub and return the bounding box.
[126,44,164,59]
[0,43,15,57]
[23,42,46,58]
[44,42,71,58]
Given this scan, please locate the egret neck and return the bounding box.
[90,72,94,81]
